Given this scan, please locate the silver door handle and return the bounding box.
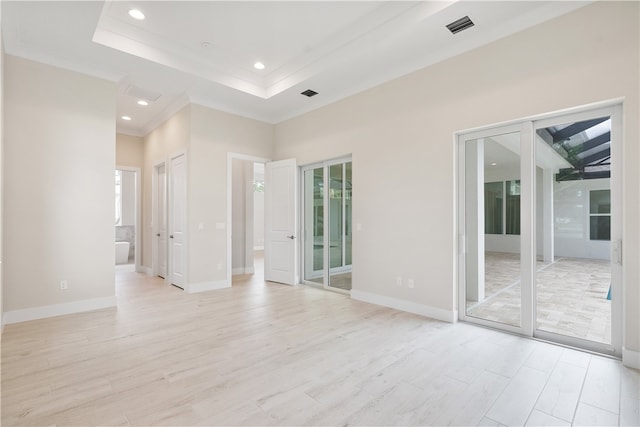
[287,235,296,240]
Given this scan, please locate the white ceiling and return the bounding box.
[2,1,590,137]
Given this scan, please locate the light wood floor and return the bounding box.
[2,269,638,426]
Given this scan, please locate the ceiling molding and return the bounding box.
[2,0,594,135]
[140,93,191,137]
[116,124,146,138]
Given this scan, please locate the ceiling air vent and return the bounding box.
[446,16,474,34]
[125,85,162,102]
[301,89,318,98]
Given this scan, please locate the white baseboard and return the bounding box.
[139,266,153,276]
[622,347,640,369]
[188,280,230,294]
[3,296,117,325]
[351,289,457,323]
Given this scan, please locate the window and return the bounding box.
[485,182,503,234]
[485,180,520,235]
[590,189,611,240]
[253,178,265,192]
[506,180,521,235]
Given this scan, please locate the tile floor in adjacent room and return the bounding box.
[1,262,638,426]
[466,252,612,344]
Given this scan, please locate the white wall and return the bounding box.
[116,133,144,169]
[274,2,640,354]
[3,56,116,317]
[0,2,5,330]
[232,158,252,273]
[555,178,610,260]
[254,163,265,250]
[188,104,273,287]
[120,170,136,227]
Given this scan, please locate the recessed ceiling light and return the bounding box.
[201,41,212,48]
[491,162,497,166]
[121,116,132,121]
[137,100,149,106]
[128,9,145,20]
[254,62,265,70]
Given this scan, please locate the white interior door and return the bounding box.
[169,154,186,288]
[156,163,168,279]
[265,158,298,285]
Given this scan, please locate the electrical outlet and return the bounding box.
[395,276,402,287]
[408,279,415,289]
[59,280,68,290]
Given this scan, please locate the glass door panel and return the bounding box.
[345,162,352,266]
[329,164,343,269]
[464,131,522,328]
[534,115,613,345]
[302,159,352,292]
[303,167,324,285]
[329,162,352,291]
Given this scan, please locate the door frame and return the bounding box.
[455,100,623,356]
[300,156,353,294]
[226,153,271,286]
[116,165,142,273]
[151,160,167,279]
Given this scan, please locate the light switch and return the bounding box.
[198,223,204,230]
[216,222,225,230]
[356,223,362,231]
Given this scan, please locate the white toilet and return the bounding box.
[115,241,130,264]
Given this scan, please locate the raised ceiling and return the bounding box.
[2,1,590,136]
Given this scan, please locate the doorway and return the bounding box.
[115,167,141,273]
[227,153,271,286]
[231,159,266,278]
[301,158,353,292]
[457,103,622,356]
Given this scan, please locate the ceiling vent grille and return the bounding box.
[125,85,162,102]
[301,89,318,97]
[446,16,474,34]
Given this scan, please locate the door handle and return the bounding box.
[287,235,296,240]
[156,233,160,237]
[170,235,174,239]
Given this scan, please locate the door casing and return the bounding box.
[300,156,353,294]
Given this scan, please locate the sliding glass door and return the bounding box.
[302,158,352,292]
[460,124,526,334]
[533,108,621,351]
[458,104,622,356]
